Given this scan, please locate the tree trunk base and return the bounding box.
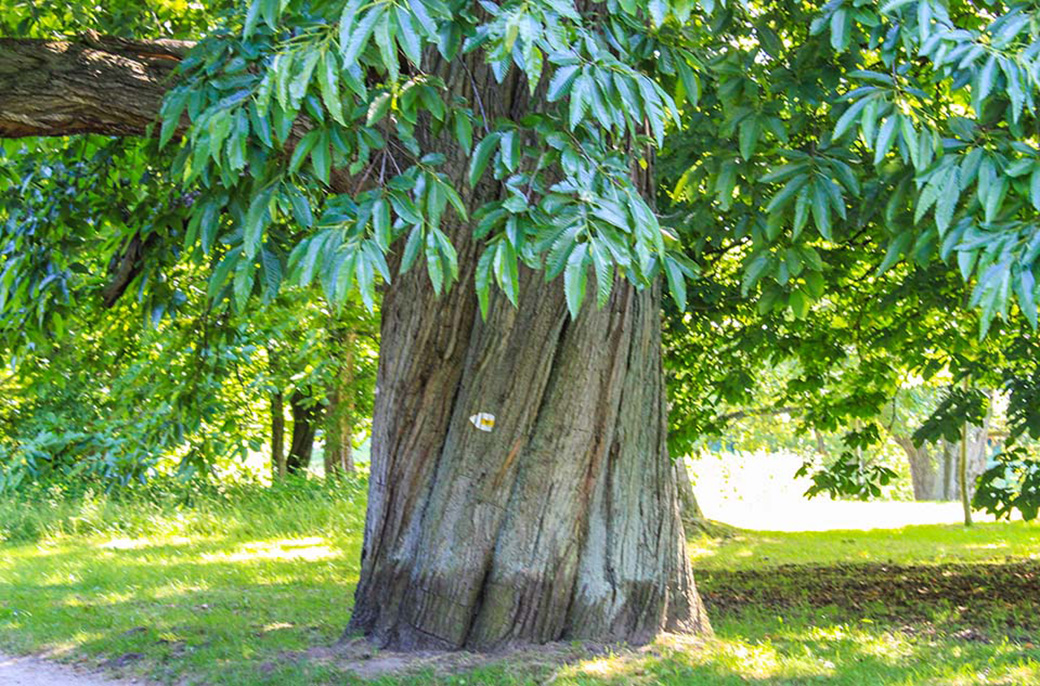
[349,267,711,651]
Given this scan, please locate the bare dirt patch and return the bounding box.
[289,635,706,681]
[0,652,141,686]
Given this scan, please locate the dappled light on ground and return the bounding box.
[2,487,1039,684]
[200,537,339,563]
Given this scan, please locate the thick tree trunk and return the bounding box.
[287,388,320,475]
[352,266,709,649]
[272,391,286,480]
[1,33,712,652]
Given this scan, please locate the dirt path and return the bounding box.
[0,653,136,685]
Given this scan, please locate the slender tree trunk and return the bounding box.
[287,388,320,475]
[272,390,286,480]
[960,417,972,527]
[325,332,357,475]
[0,34,712,652]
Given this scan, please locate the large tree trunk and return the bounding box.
[352,267,709,649]
[1,34,711,652]
[344,48,710,650]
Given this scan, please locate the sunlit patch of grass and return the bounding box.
[689,520,1040,571]
[2,479,1040,685]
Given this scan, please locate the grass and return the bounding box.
[1,478,1039,684]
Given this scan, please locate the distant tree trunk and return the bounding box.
[893,405,991,502]
[325,333,357,476]
[287,388,320,475]
[271,391,286,480]
[893,436,939,501]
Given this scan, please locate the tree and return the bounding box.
[7,0,1040,652]
[1,0,710,649]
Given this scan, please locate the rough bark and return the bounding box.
[287,388,321,475]
[347,50,709,651]
[271,391,286,480]
[0,36,190,138]
[2,33,712,652]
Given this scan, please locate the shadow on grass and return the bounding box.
[2,534,1040,685]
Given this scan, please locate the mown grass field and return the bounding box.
[1,478,1039,685]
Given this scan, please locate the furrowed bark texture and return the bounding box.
[0,36,190,138]
[348,50,710,651]
[0,34,711,651]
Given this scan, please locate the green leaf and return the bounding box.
[935,167,960,234]
[366,92,392,125]
[739,116,761,160]
[547,65,580,102]
[789,288,810,318]
[811,180,832,240]
[569,73,593,130]
[453,111,473,155]
[874,116,898,165]
[833,96,872,140]
[475,247,495,319]
[877,232,912,276]
[830,8,851,52]
[261,247,283,300]
[289,130,320,174]
[1031,166,1040,211]
[494,240,519,306]
[590,240,614,309]
[394,5,423,66]
[400,223,424,274]
[1015,267,1038,328]
[319,51,346,125]
[564,243,588,318]
[244,186,274,259]
[244,0,263,38]
[372,197,391,249]
[468,132,501,186]
[342,6,383,65]
[664,256,687,310]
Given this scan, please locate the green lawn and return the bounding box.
[1,480,1039,684]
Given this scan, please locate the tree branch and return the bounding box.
[0,35,191,138]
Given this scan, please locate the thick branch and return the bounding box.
[0,35,191,138]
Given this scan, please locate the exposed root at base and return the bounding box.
[290,634,709,681]
[683,516,743,539]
